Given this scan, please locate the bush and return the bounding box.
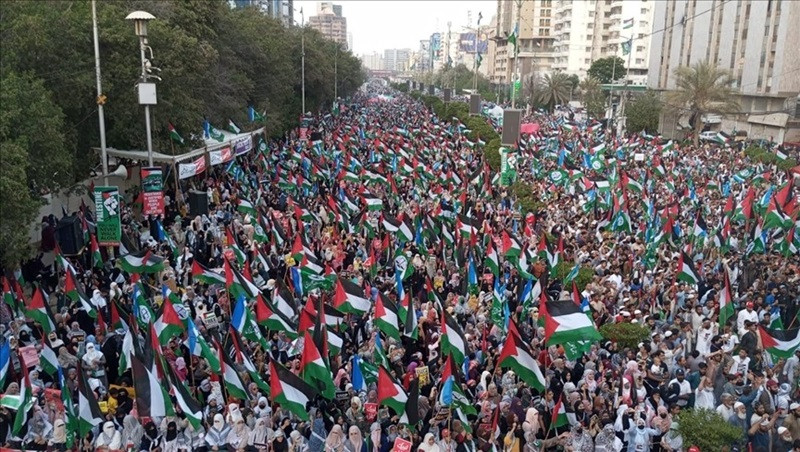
[676,409,743,451]
[549,261,594,292]
[485,138,502,171]
[599,323,651,349]
[510,181,544,215]
[745,144,798,170]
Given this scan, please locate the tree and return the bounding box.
[537,72,571,112]
[580,77,606,119]
[667,61,740,146]
[676,409,743,451]
[587,57,625,84]
[625,91,662,134]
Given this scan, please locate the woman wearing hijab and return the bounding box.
[174,356,188,381]
[418,433,441,452]
[226,414,251,451]
[308,410,328,452]
[325,424,345,452]
[344,426,366,452]
[272,429,289,452]
[121,414,144,451]
[94,421,122,451]
[141,421,161,451]
[250,417,270,451]
[160,421,181,452]
[22,407,52,450]
[205,413,230,450]
[290,430,310,452]
[49,418,67,451]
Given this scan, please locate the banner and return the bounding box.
[232,136,253,156]
[140,167,164,216]
[210,147,233,166]
[500,147,518,186]
[179,157,206,180]
[94,186,121,246]
[393,438,413,452]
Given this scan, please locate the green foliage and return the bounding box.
[0,0,365,269]
[626,91,662,134]
[510,182,544,215]
[550,261,595,292]
[599,323,651,350]
[485,138,502,171]
[676,409,743,451]
[580,77,605,119]
[390,82,409,93]
[0,142,40,268]
[587,57,625,84]
[537,72,572,112]
[745,145,798,170]
[432,63,492,96]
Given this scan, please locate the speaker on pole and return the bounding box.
[469,94,481,115]
[443,88,452,102]
[188,190,209,217]
[428,85,435,96]
[55,216,84,256]
[502,109,522,146]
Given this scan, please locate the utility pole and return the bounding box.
[511,0,522,109]
[92,0,108,185]
[334,46,338,100]
[301,8,306,114]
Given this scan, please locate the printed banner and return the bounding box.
[140,167,164,216]
[179,157,206,180]
[500,147,518,186]
[210,147,234,166]
[233,136,253,156]
[94,186,121,246]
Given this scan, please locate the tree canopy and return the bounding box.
[0,0,365,269]
[587,57,625,84]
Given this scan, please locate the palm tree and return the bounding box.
[579,77,605,119]
[666,61,740,146]
[537,72,571,111]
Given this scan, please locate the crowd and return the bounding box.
[1,83,800,452]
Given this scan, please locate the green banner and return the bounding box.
[94,186,121,246]
[500,147,518,186]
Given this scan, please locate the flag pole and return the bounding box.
[170,139,181,211]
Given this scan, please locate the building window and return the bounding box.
[539,28,550,36]
[542,9,550,16]
[540,18,550,26]
[641,8,648,14]
[637,46,645,52]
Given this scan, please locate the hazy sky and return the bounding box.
[294,0,496,55]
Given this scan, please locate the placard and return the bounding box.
[364,402,378,422]
[432,407,451,422]
[335,391,351,402]
[634,153,645,162]
[415,366,430,386]
[94,186,121,246]
[19,345,39,368]
[393,437,413,452]
[140,167,164,216]
[203,311,219,328]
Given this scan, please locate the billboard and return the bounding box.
[459,33,489,53]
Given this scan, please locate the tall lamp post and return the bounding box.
[125,11,157,167]
[300,7,306,114]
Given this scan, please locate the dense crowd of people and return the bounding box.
[1,84,800,452]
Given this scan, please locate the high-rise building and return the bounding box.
[360,52,385,72]
[383,49,412,73]
[232,0,293,26]
[492,0,556,87]
[648,0,800,140]
[550,0,653,84]
[309,2,348,49]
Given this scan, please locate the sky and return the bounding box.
[294,0,496,55]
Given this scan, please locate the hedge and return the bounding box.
[599,323,651,350]
[744,144,798,171]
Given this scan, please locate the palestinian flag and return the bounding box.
[237,198,258,216]
[191,261,226,285]
[375,293,401,340]
[154,294,185,344]
[403,295,419,339]
[2,277,15,310]
[25,287,56,334]
[224,259,259,300]
[759,326,800,359]
[270,360,318,420]
[90,234,103,269]
[676,252,700,285]
[764,198,793,230]
[551,395,569,428]
[363,192,384,211]
[718,270,734,327]
[377,366,408,415]
[484,239,500,276]
[441,310,467,364]
[457,214,480,240]
[272,279,298,320]
[166,365,203,429]
[220,346,249,401]
[131,354,175,418]
[272,220,289,246]
[501,231,522,257]
[255,295,298,338]
[40,343,59,376]
[383,214,414,243]
[541,299,602,348]
[333,278,371,314]
[76,363,103,437]
[119,250,165,274]
[300,331,335,399]
[497,324,546,391]
[64,267,96,318]
[118,328,134,376]
[12,358,34,436]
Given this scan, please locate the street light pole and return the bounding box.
[511,0,521,109]
[91,0,108,185]
[334,46,338,100]
[301,8,306,114]
[125,11,157,167]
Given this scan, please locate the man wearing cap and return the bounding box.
[666,369,693,408]
[776,426,795,451]
[739,321,759,358]
[785,403,800,440]
[748,409,779,450]
[737,302,758,336]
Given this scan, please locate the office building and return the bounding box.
[232,0,293,26]
[361,52,385,72]
[648,0,800,141]
[309,2,348,49]
[384,49,412,73]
